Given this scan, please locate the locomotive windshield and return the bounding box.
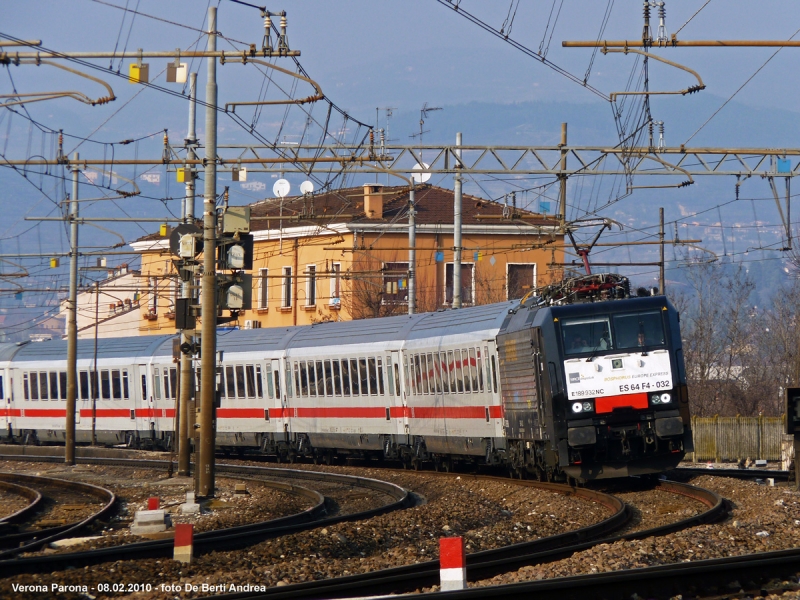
[613,311,666,349]
[562,310,667,355]
[561,317,612,355]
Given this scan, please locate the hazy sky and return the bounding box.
[6,0,800,137]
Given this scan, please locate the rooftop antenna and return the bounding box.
[410,102,442,165]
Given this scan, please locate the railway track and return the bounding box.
[0,472,116,558]
[199,472,724,600]
[0,455,410,577]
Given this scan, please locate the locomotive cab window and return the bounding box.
[613,311,666,350]
[562,317,612,355]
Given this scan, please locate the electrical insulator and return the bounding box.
[279,14,288,52]
[656,2,667,44]
[262,14,272,54]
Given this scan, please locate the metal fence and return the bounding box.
[690,415,786,462]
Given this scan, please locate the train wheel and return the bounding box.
[323,452,333,466]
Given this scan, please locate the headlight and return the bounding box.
[572,402,583,413]
[582,402,593,412]
[572,401,594,414]
[651,392,672,404]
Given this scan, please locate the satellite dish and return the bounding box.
[273,178,291,198]
[411,162,431,184]
[300,180,314,195]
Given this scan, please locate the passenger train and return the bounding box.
[0,274,692,481]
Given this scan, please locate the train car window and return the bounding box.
[23,373,30,400]
[419,355,429,395]
[348,359,359,395]
[359,359,369,396]
[225,366,236,400]
[111,370,122,399]
[122,371,129,399]
[140,373,146,401]
[394,363,401,397]
[613,311,666,349]
[341,360,351,396]
[162,370,171,400]
[403,355,410,395]
[431,355,442,394]
[438,353,449,394]
[468,348,479,392]
[38,373,48,401]
[491,355,499,393]
[169,368,177,399]
[331,360,342,396]
[154,369,162,401]
[284,364,292,398]
[91,372,99,400]
[266,365,274,399]
[60,372,67,400]
[245,366,256,398]
[254,365,263,398]
[313,361,322,397]
[49,372,58,400]
[464,349,474,393]
[562,316,612,355]
[315,362,326,397]
[308,361,318,397]
[476,348,485,393]
[367,359,378,396]
[101,370,111,400]
[292,362,302,397]
[450,351,461,393]
[236,365,246,399]
[428,354,439,394]
[444,351,455,393]
[413,355,422,395]
[321,360,332,397]
[0,376,3,400]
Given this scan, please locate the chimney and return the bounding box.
[363,183,385,219]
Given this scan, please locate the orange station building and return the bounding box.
[127,183,563,335]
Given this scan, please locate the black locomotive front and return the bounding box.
[499,295,692,481]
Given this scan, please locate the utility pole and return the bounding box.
[65,153,79,466]
[178,72,197,478]
[408,183,416,315]
[198,6,218,498]
[559,123,568,230]
[659,207,665,295]
[453,132,463,309]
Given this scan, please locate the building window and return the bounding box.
[507,263,537,300]
[306,265,316,306]
[383,262,409,304]
[330,262,341,305]
[282,266,292,308]
[259,268,269,309]
[445,263,474,305]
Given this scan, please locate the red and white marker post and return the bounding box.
[439,536,466,591]
[174,523,194,563]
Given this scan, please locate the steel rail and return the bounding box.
[0,478,42,525]
[0,455,410,576]
[401,546,800,600]
[0,472,116,558]
[204,478,725,600]
[674,466,790,481]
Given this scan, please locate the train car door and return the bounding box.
[268,359,282,427]
[390,351,408,436]
[279,358,291,440]
[137,365,148,438]
[0,370,6,431]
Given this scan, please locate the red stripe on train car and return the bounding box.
[134,409,175,418]
[79,409,131,418]
[295,407,387,419]
[20,409,66,417]
[595,392,648,414]
[412,406,487,419]
[389,407,411,419]
[217,408,265,419]
[0,409,22,417]
[488,405,504,419]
